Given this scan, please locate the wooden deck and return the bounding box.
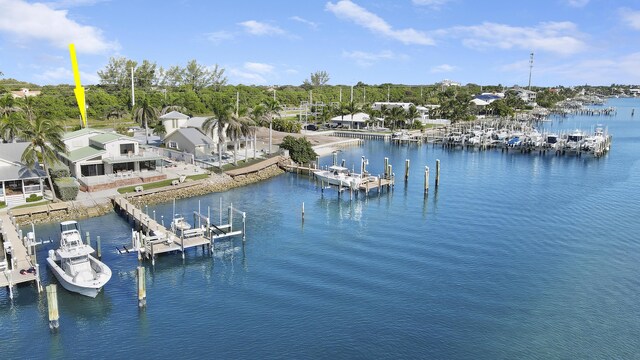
[113,196,242,264]
[0,213,41,295]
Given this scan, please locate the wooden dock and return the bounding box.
[0,213,42,297]
[113,196,244,265]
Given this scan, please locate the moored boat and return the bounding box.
[47,221,111,298]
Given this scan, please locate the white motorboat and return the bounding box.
[314,165,376,189]
[47,221,111,298]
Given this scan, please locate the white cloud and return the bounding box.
[44,0,109,8]
[430,64,456,73]
[229,69,267,84]
[206,31,234,43]
[290,16,318,29]
[620,8,640,30]
[244,62,274,74]
[565,0,589,7]
[342,50,408,66]
[442,21,586,56]
[412,0,452,9]
[238,20,285,36]
[228,62,277,84]
[34,66,99,84]
[325,0,434,45]
[502,53,640,85]
[0,0,117,53]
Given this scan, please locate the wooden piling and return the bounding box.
[405,159,410,181]
[435,159,441,187]
[302,202,305,222]
[85,231,90,247]
[383,157,389,178]
[96,235,102,259]
[424,166,430,194]
[46,284,59,329]
[332,152,337,166]
[137,266,146,308]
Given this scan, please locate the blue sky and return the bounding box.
[1,0,640,87]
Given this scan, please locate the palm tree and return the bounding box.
[345,101,360,129]
[263,98,282,155]
[389,106,405,130]
[405,105,420,128]
[0,94,25,142]
[133,97,159,144]
[203,101,234,170]
[20,117,66,201]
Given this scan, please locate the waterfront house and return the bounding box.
[159,111,190,140]
[59,128,165,191]
[163,127,216,158]
[0,142,47,207]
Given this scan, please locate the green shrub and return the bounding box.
[49,167,70,179]
[0,201,5,209]
[26,194,43,202]
[53,177,79,201]
[272,117,301,133]
[280,136,317,165]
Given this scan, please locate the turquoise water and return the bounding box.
[1,98,639,359]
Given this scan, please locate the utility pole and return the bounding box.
[131,67,135,107]
[387,85,390,102]
[528,52,534,90]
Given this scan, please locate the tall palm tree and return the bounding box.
[345,101,360,129]
[389,106,406,130]
[263,98,282,155]
[133,97,159,144]
[20,117,66,201]
[203,101,234,170]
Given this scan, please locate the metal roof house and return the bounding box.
[0,143,47,207]
[163,128,216,158]
[59,128,165,191]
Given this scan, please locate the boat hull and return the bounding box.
[46,256,110,298]
[314,172,359,188]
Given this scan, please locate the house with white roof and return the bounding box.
[0,143,47,207]
[330,112,371,129]
[59,128,165,191]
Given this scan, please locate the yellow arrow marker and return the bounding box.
[69,44,87,127]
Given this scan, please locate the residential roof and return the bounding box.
[59,146,106,162]
[0,142,30,163]
[470,98,490,106]
[331,112,370,122]
[186,116,209,129]
[62,127,101,141]
[159,111,189,120]
[0,165,46,181]
[90,133,123,145]
[164,128,215,147]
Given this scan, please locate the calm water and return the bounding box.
[1,98,639,359]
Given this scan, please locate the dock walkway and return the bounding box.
[113,196,242,264]
[0,213,41,296]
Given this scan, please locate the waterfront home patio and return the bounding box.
[77,169,166,192]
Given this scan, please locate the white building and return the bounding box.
[0,143,47,207]
[59,128,164,191]
[330,112,371,129]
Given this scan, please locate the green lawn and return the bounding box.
[117,173,211,194]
